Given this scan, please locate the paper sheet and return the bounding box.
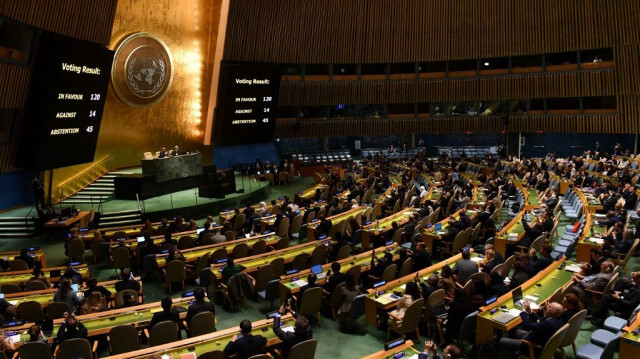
[280,325,295,333]
[565,265,582,273]
[508,308,522,316]
[293,279,308,287]
[589,237,604,245]
[471,257,483,263]
[375,296,392,305]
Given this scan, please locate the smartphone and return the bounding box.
[71,284,79,292]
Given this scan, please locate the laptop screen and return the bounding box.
[310,264,323,275]
[196,228,204,235]
[137,236,145,243]
[435,223,442,230]
[511,287,523,305]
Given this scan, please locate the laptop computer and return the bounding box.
[137,236,145,243]
[512,287,524,307]
[434,223,442,231]
[493,312,517,324]
[310,264,325,279]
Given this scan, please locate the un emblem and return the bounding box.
[111,33,174,108]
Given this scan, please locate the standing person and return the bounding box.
[223,319,267,359]
[32,174,45,211]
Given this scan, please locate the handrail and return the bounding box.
[56,155,115,201]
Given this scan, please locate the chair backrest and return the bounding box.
[68,238,85,258]
[1,283,22,294]
[232,243,249,259]
[17,342,52,359]
[397,298,425,333]
[46,301,70,319]
[278,217,290,237]
[291,252,309,271]
[108,324,140,354]
[468,271,489,285]
[270,257,285,278]
[306,211,316,224]
[57,338,92,359]
[8,259,28,271]
[348,293,366,320]
[298,287,323,316]
[381,263,397,282]
[559,309,587,348]
[263,279,281,302]
[17,300,45,322]
[276,235,290,250]
[200,233,215,246]
[600,331,622,359]
[391,228,403,244]
[398,258,414,278]
[114,289,139,308]
[254,264,275,292]
[211,248,227,261]
[490,262,508,281]
[427,288,445,307]
[195,252,211,274]
[25,280,47,291]
[166,260,186,283]
[251,239,267,255]
[291,214,303,235]
[602,272,619,295]
[111,246,131,269]
[111,231,127,241]
[329,282,347,307]
[197,350,225,359]
[247,355,272,359]
[502,255,516,277]
[149,320,178,346]
[538,323,569,359]
[345,264,361,285]
[549,286,563,304]
[177,235,194,250]
[310,244,327,266]
[91,235,105,257]
[622,238,640,267]
[288,339,318,359]
[336,244,351,260]
[233,213,246,231]
[457,310,479,345]
[189,311,216,337]
[224,231,236,241]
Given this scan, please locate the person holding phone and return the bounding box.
[418,340,461,359]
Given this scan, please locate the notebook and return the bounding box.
[493,312,517,324]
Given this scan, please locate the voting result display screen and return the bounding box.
[213,62,281,146]
[16,31,114,170]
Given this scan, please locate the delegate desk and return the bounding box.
[361,340,419,359]
[4,278,143,308]
[155,232,283,268]
[0,249,46,268]
[493,210,527,257]
[278,243,400,303]
[373,183,401,216]
[102,315,295,359]
[13,297,193,347]
[621,311,640,359]
[298,183,327,200]
[43,211,90,231]
[574,188,603,213]
[467,186,486,210]
[306,205,368,240]
[422,209,478,254]
[361,208,418,249]
[218,198,285,223]
[364,251,480,327]
[75,221,174,243]
[576,213,607,263]
[475,258,578,344]
[207,239,336,286]
[0,264,88,287]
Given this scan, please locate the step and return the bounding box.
[102,209,141,217]
[108,172,134,176]
[0,233,31,238]
[87,183,114,188]
[0,221,34,226]
[0,226,34,231]
[100,213,141,221]
[99,219,141,227]
[62,199,103,204]
[0,218,36,223]
[75,191,113,196]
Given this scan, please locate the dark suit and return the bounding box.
[324,272,348,295]
[531,254,554,274]
[296,283,320,306]
[482,258,499,274]
[186,300,216,324]
[273,314,313,358]
[149,308,184,339]
[56,322,88,343]
[593,287,640,322]
[115,279,141,292]
[224,333,267,359]
[452,259,478,284]
[521,312,564,346]
[509,271,529,290]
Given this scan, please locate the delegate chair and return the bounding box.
[25,280,47,291]
[17,342,52,359]
[145,320,178,346]
[253,264,275,302]
[520,323,569,359]
[165,260,186,294]
[187,311,216,337]
[251,239,267,255]
[298,287,323,326]
[17,300,45,323]
[108,324,140,354]
[388,298,424,339]
[1,284,22,294]
[56,338,97,359]
[197,351,225,359]
[67,238,85,263]
[8,259,28,271]
[46,302,70,320]
[275,339,317,359]
[559,309,588,359]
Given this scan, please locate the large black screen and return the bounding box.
[16,31,113,170]
[213,62,280,146]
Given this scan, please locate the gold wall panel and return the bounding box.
[50,0,223,192]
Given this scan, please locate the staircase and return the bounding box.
[62,171,133,206]
[0,216,37,238]
[99,209,142,228]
